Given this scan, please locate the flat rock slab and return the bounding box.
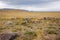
[0,33,18,40]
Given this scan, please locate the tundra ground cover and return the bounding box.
[0,17,60,40]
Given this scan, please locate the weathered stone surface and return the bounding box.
[7,21,13,26]
[0,33,18,40]
[45,34,57,40]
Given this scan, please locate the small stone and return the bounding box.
[7,21,13,26]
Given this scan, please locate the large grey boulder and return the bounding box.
[0,33,18,40]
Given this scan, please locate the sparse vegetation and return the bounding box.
[0,10,60,40]
[0,17,60,40]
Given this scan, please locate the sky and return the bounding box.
[0,0,60,11]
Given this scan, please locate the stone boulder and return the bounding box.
[0,33,18,40]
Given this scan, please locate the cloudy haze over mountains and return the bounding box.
[0,0,60,11]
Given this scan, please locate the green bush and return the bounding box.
[15,22,20,25]
[12,29,17,32]
[0,27,5,30]
[24,31,37,40]
[47,30,57,34]
[25,31,37,36]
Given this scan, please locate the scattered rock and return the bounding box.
[25,17,31,23]
[45,34,57,40]
[7,21,13,26]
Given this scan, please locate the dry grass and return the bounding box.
[0,9,60,40]
[0,9,60,18]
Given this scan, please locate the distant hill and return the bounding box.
[0,9,60,18]
[0,8,28,12]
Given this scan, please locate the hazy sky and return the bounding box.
[0,0,60,11]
